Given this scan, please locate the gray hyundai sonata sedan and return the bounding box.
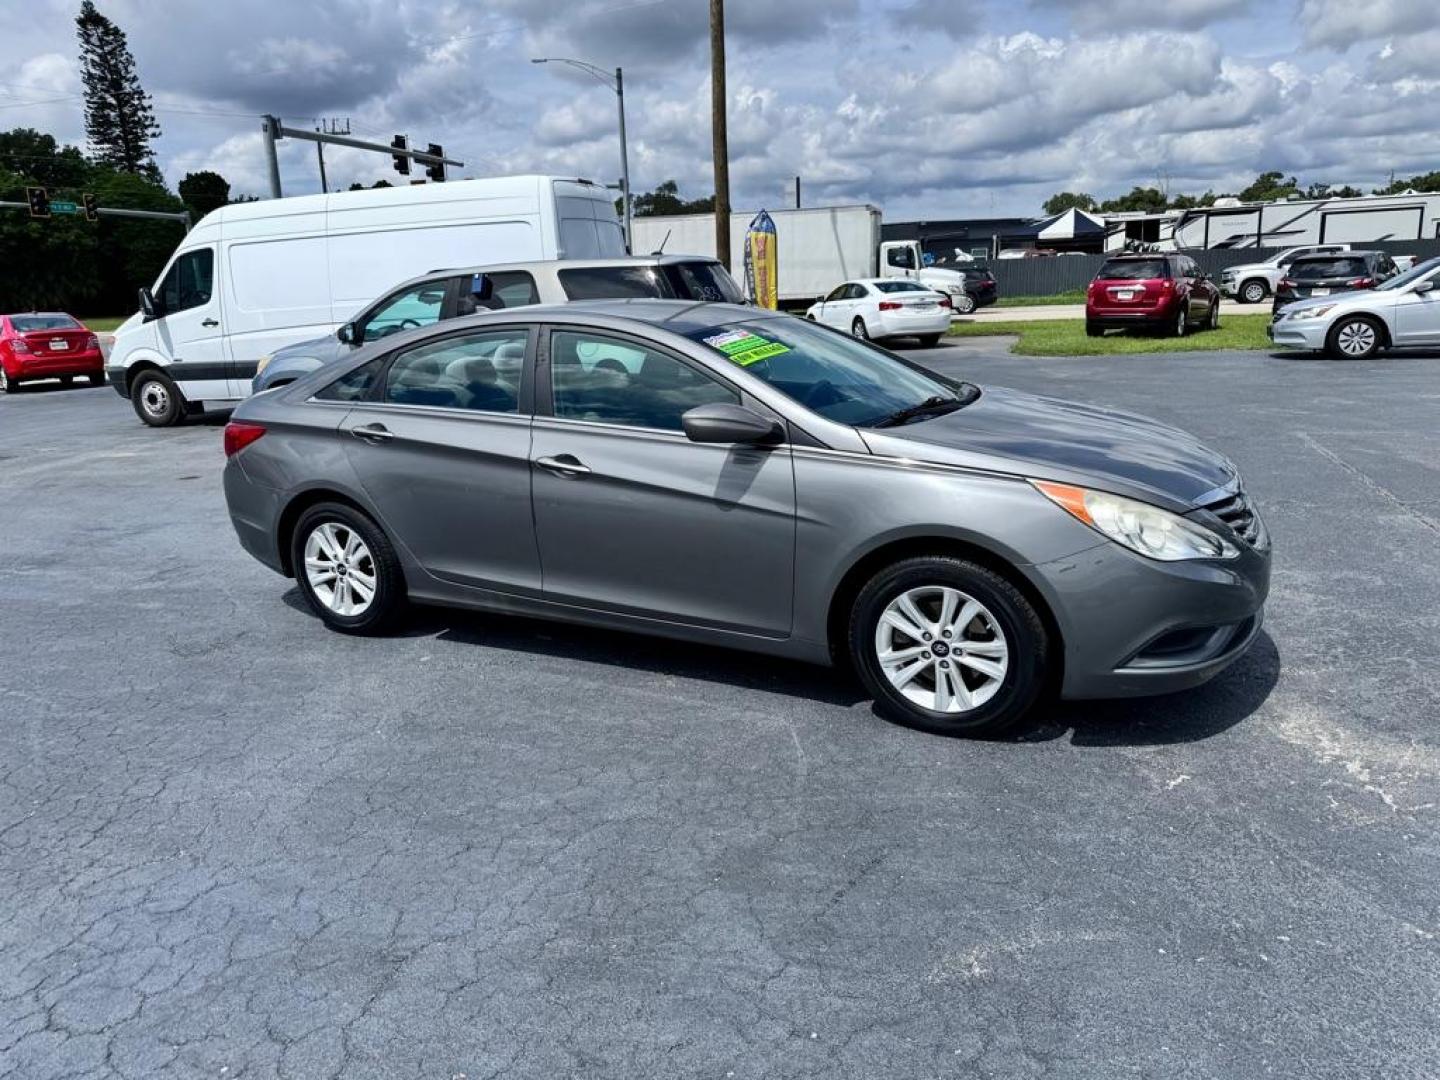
[223,300,1270,737]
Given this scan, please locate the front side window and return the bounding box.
[886,247,915,269]
[685,317,968,428]
[157,248,214,314]
[823,285,849,302]
[315,356,385,402]
[550,330,736,431]
[558,266,674,301]
[362,284,447,342]
[382,330,527,413]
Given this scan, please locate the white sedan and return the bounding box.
[806,279,953,346]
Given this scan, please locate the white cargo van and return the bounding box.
[107,175,625,426]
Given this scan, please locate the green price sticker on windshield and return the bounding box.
[703,330,791,367]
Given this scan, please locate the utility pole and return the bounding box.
[262,115,283,199]
[615,67,632,252]
[709,0,730,269]
[260,117,461,199]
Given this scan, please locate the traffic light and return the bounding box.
[25,186,49,219]
[82,193,99,222]
[425,144,445,183]
[391,135,410,176]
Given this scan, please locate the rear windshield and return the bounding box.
[559,266,673,301]
[1096,259,1168,281]
[873,280,930,293]
[11,314,80,332]
[1290,257,1367,280]
[962,268,994,281]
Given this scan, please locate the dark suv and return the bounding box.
[1086,254,1221,337]
[956,266,998,313]
[1272,251,1399,316]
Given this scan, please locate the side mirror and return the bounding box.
[681,403,783,445]
[1413,279,1435,295]
[336,322,356,344]
[138,287,157,322]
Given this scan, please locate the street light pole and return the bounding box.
[533,57,633,253]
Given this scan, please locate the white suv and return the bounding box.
[1220,245,1352,304]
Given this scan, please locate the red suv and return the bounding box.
[1,312,104,393]
[1086,254,1221,338]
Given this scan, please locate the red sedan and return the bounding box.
[0,312,105,393]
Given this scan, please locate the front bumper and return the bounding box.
[106,365,129,396]
[1031,533,1272,700]
[1266,317,1329,350]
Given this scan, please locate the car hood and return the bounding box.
[271,333,344,363]
[860,385,1236,509]
[1224,261,1275,276]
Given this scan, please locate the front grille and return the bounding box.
[1201,487,1261,545]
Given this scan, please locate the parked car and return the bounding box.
[252,256,745,394]
[1271,251,1400,315]
[1220,244,1352,304]
[1268,255,1440,359]
[805,278,952,345]
[106,175,625,426]
[0,313,104,393]
[223,300,1270,739]
[954,267,998,314]
[1085,254,1221,337]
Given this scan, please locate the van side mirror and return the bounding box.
[138,287,158,322]
[681,403,783,445]
[336,322,356,344]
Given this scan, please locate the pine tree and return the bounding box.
[75,0,161,177]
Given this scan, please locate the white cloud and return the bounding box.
[1297,0,1436,47]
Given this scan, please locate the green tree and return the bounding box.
[1098,186,1168,214]
[1237,171,1300,202]
[0,166,100,310]
[0,128,91,189]
[76,0,161,177]
[631,179,715,217]
[89,169,187,312]
[1375,171,1440,195]
[178,169,230,219]
[1042,191,1096,215]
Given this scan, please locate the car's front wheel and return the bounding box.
[851,317,870,341]
[291,502,405,634]
[1240,279,1268,304]
[849,556,1049,738]
[1327,315,1383,360]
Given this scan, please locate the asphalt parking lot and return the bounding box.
[3,343,1438,1079]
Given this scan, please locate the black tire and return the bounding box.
[89,373,107,387]
[953,293,977,314]
[130,370,184,427]
[1239,279,1268,304]
[1085,321,1103,338]
[851,317,870,341]
[290,502,406,635]
[60,375,74,386]
[849,556,1049,738]
[0,368,15,393]
[1172,305,1189,338]
[1326,315,1384,360]
[916,333,942,348]
[1207,299,1220,331]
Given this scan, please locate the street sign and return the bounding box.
[49,200,79,215]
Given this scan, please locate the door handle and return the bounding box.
[350,423,394,444]
[534,454,590,477]
[201,318,219,327]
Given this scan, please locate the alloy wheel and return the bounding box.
[304,522,378,617]
[1242,281,1266,304]
[851,317,869,340]
[873,585,1009,714]
[1336,320,1377,357]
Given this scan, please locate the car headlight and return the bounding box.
[1032,481,1239,561]
[255,355,272,373]
[1286,304,1335,321]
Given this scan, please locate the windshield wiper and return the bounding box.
[868,389,975,429]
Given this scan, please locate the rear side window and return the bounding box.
[1096,259,1168,281]
[315,356,385,402]
[559,266,675,301]
[873,280,930,293]
[457,271,539,315]
[1290,257,1367,280]
[663,261,744,303]
[157,248,214,313]
[11,315,80,331]
[383,330,527,414]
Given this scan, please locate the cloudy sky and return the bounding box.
[5,0,1438,218]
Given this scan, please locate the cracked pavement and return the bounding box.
[1,343,1437,1078]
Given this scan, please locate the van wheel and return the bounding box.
[1327,316,1383,360]
[849,556,1049,738]
[291,502,405,635]
[1240,279,1268,304]
[130,370,183,427]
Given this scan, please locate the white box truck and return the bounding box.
[629,205,973,307]
[107,175,625,425]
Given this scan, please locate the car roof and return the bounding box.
[1288,250,1380,260]
[518,297,765,331]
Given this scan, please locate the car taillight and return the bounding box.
[223,421,266,457]
[878,301,903,311]
[85,333,99,349]
[938,295,952,309]
[1279,278,1295,289]
[1159,279,1175,291]
[10,338,29,353]
[1346,277,1374,288]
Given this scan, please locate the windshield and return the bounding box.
[684,317,972,427]
[11,314,80,332]
[1376,256,1440,291]
[1289,257,1367,280]
[1096,259,1168,281]
[873,280,930,294]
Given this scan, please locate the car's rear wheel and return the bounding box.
[291,502,405,634]
[1172,306,1189,337]
[1240,279,1268,304]
[954,293,976,314]
[0,368,14,393]
[1327,316,1383,360]
[89,373,106,387]
[1085,321,1103,338]
[130,370,183,427]
[916,333,942,348]
[849,556,1049,738]
[851,317,870,341]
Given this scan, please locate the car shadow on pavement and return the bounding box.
[285,590,1280,744]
